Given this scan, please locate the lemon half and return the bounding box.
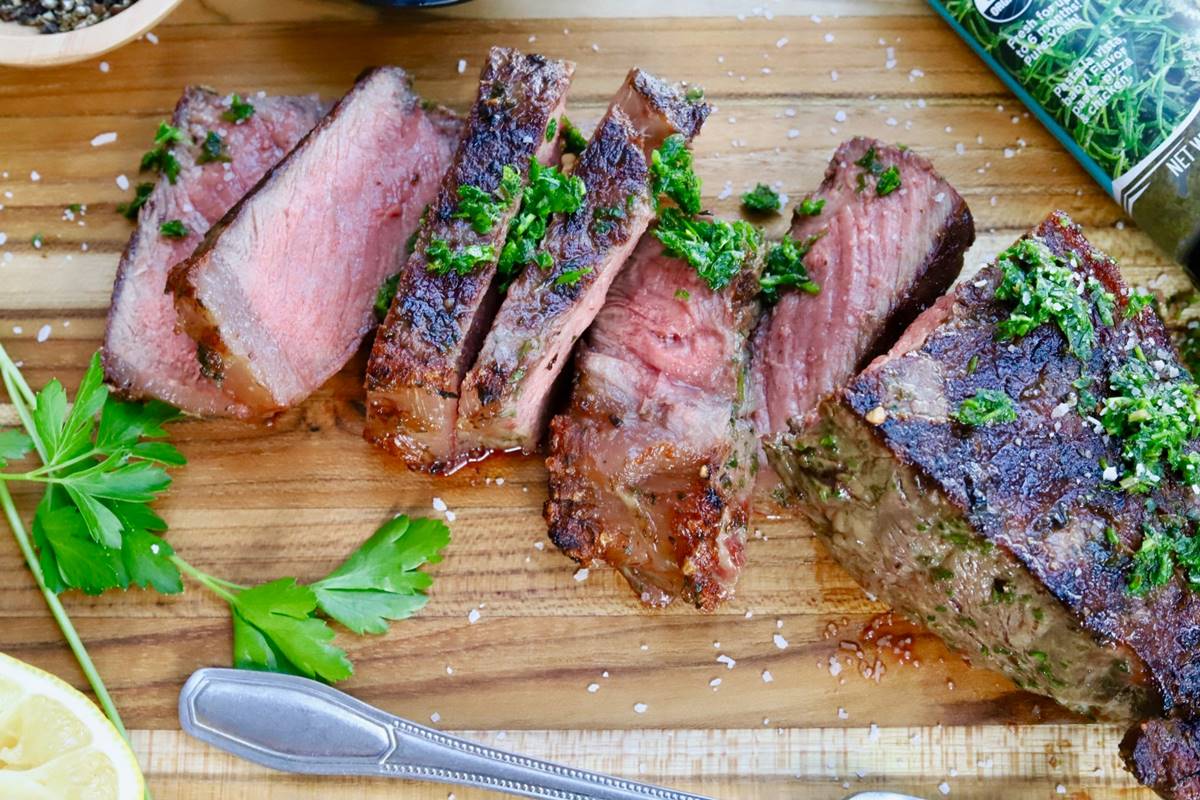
[0,651,144,799]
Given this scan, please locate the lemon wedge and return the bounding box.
[0,650,144,799]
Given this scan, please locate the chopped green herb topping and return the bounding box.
[560,118,588,156]
[140,122,186,184]
[30,233,43,249]
[545,118,558,142]
[684,85,705,103]
[952,388,1017,427]
[741,183,781,214]
[454,165,522,235]
[1127,515,1200,596]
[993,238,1111,360]
[426,239,495,276]
[224,94,255,124]
[798,197,825,216]
[1126,289,1155,319]
[553,267,592,288]
[674,288,691,301]
[117,182,154,221]
[653,208,760,292]
[374,274,399,321]
[1101,355,1200,493]
[854,145,887,194]
[650,134,702,215]
[759,234,820,305]
[496,158,586,288]
[196,131,230,165]
[875,165,901,196]
[159,219,188,239]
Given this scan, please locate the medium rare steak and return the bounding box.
[168,67,460,417]
[750,138,974,441]
[456,69,710,456]
[365,48,574,473]
[545,231,762,610]
[103,88,324,417]
[770,213,1200,798]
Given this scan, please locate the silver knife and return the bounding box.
[178,667,925,800]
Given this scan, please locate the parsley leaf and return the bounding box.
[231,579,352,683]
[140,122,186,184]
[159,220,189,239]
[224,94,256,124]
[650,134,701,215]
[1126,289,1155,319]
[311,515,450,635]
[653,207,761,292]
[553,267,593,288]
[875,166,901,196]
[117,182,154,221]
[545,118,558,142]
[453,165,522,235]
[741,183,781,214]
[759,234,820,304]
[374,273,399,321]
[0,429,32,468]
[684,85,705,103]
[497,158,586,288]
[952,388,1017,427]
[196,131,230,165]
[797,197,825,216]
[426,239,495,276]
[560,118,588,155]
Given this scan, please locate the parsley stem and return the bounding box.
[169,554,238,603]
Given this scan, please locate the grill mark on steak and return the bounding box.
[364,47,575,473]
[545,231,763,610]
[457,68,711,456]
[102,88,324,418]
[167,67,461,418]
[770,213,1200,781]
[750,137,974,441]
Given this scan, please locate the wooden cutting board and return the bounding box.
[0,1,1182,797]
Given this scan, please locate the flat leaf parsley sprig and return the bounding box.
[0,345,450,727]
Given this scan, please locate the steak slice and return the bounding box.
[364,48,574,473]
[456,69,710,456]
[545,231,763,610]
[167,67,461,417]
[103,88,324,417]
[750,137,974,441]
[1124,719,1200,800]
[769,212,1200,735]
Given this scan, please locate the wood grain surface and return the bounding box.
[0,1,1183,797]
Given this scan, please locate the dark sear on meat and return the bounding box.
[545,231,763,610]
[103,88,325,418]
[768,212,1200,798]
[168,67,461,417]
[456,69,710,457]
[751,137,974,443]
[364,47,574,473]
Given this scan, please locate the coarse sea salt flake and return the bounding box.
[432,497,448,512]
[938,782,950,795]
[633,703,648,714]
[456,59,467,74]
[761,670,774,683]
[773,633,789,649]
[467,608,481,624]
[116,174,130,191]
[91,132,118,147]
[36,325,51,343]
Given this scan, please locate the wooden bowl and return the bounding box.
[0,0,183,68]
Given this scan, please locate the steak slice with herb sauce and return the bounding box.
[750,138,974,449]
[455,69,710,457]
[770,212,1200,771]
[167,67,461,417]
[545,230,763,610]
[103,88,324,417]
[364,48,575,473]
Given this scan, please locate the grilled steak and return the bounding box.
[750,138,973,441]
[167,67,461,417]
[103,88,324,417]
[1125,718,1200,800]
[456,69,710,455]
[364,48,574,472]
[545,231,763,610]
[770,214,1200,754]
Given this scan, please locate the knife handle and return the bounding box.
[179,668,713,800]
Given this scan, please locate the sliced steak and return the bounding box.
[455,69,710,456]
[545,231,763,610]
[364,48,574,473]
[769,212,1200,760]
[167,67,461,417]
[1125,718,1200,800]
[750,137,974,441]
[103,88,324,417]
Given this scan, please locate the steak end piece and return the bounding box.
[545,231,763,610]
[769,212,1200,726]
[1124,718,1200,800]
[456,68,711,456]
[167,66,460,417]
[364,47,575,473]
[103,88,324,417]
[751,137,974,445]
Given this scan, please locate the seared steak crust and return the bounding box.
[1124,718,1200,800]
[364,47,574,472]
[545,232,762,610]
[458,69,710,455]
[770,213,1200,725]
[103,88,324,417]
[169,67,460,417]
